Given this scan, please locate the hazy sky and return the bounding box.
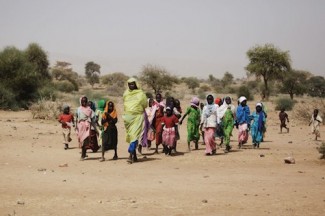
[1,0,324,78]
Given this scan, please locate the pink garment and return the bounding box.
[162,127,176,147]
[238,123,249,143]
[204,127,216,154]
[77,120,90,148]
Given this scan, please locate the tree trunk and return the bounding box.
[263,78,269,100]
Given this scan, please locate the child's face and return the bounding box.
[81,97,88,107]
[207,95,214,105]
[256,106,262,112]
[166,109,172,116]
[107,102,114,112]
[64,107,70,114]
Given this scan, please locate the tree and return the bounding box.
[246,44,291,99]
[51,61,79,91]
[25,43,51,81]
[307,76,325,98]
[280,70,308,99]
[139,64,179,94]
[221,71,234,88]
[85,61,100,88]
[182,77,200,93]
[101,72,128,87]
[207,74,222,92]
[0,44,52,109]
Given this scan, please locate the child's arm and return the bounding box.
[179,113,187,125]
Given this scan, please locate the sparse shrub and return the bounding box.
[199,84,211,92]
[197,88,206,100]
[236,85,254,101]
[0,85,19,110]
[293,99,325,123]
[38,84,57,101]
[30,99,62,120]
[317,142,325,159]
[275,97,295,111]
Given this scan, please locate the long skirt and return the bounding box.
[238,123,249,144]
[162,127,176,148]
[102,125,118,151]
[204,127,216,154]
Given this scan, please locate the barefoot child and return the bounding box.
[279,108,289,133]
[309,109,323,140]
[179,97,201,151]
[161,106,179,156]
[58,104,75,150]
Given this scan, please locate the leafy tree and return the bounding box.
[246,44,291,99]
[51,61,79,91]
[182,77,200,93]
[139,64,179,94]
[0,44,52,109]
[25,43,51,81]
[221,71,234,88]
[280,70,308,99]
[307,76,325,98]
[85,61,100,88]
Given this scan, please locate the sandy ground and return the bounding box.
[0,101,324,216]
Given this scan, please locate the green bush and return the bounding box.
[236,85,254,101]
[275,97,295,111]
[38,84,57,101]
[0,85,19,110]
[55,80,75,93]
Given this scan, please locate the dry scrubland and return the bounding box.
[1,88,325,216]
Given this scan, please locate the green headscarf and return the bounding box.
[97,99,106,112]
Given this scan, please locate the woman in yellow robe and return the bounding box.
[122,78,148,163]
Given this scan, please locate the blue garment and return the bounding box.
[236,105,251,124]
[128,140,138,153]
[250,111,266,144]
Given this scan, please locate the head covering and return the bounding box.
[63,104,69,110]
[238,96,247,103]
[102,101,118,129]
[97,99,106,112]
[127,77,140,89]
[256,102,262,108]
[190,97,200,107]
[166,106,172,110]
[214,97,221,105]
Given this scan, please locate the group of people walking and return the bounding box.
[57,77,322,163]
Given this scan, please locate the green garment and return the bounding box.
[122,78,147,143]
[222,108,234,146]
[185,106,201,142]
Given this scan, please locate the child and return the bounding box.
[249,103,266,148]
[161,106,179,156]
[309,109,323,140]
[279,108,289,133]
[58,104,75,150]
[200,95,218,156]
[100,101,118,161]
[179,97,201,151]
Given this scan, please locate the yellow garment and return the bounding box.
[122,78,147,143]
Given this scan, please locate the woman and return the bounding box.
[200,95,218,155]
[100,101,118,161]
[95,99,106,148]
[179,97,201,151]
[75,96,100,161]
[250,103,266,148]
[236,96,250,148]
[122,78,148,163]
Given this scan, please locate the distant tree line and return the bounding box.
[0,42,324,110]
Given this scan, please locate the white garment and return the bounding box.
[201,104,218,128]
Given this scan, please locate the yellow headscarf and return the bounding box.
[102,101,117,129]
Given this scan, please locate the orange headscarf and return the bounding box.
[102,101,117,129]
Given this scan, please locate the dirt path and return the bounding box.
[0,106,324,216]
